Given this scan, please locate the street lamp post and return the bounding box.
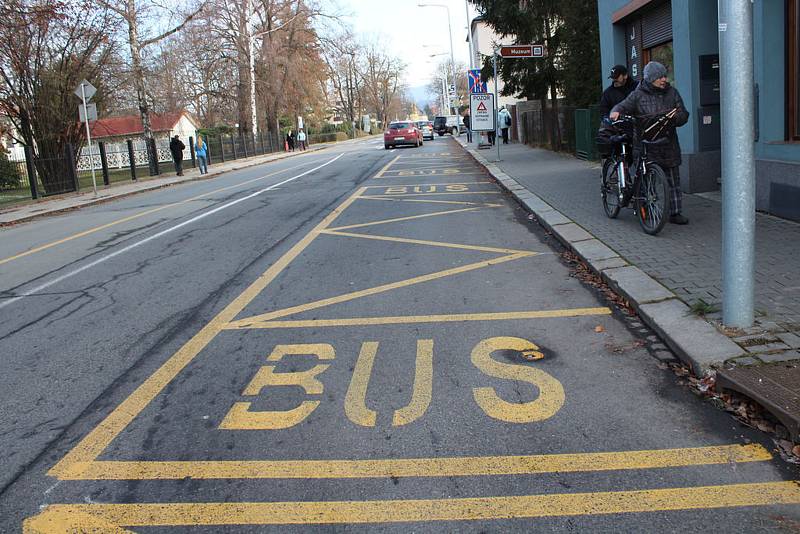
[428,52,450,116]
[419,3,456,114]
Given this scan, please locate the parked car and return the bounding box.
[433,115,463,136]
[415,120,434,141]
[384,121,423,149]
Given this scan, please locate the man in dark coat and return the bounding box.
[610,61,690,225]
[169,135,185,176]
[599,64,638,119]
[463,112,472,142]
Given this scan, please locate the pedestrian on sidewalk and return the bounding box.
[297,129,307,150]
[498,106,511,144]
[194,135,208,174]
[599,65,638,120]
[286,130,294,152]
[610,61,690,225]
[169,135,185,176]
[463,112,472,143]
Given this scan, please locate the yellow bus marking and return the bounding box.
[228,308,612,330]
[344,342,379,427]
[320,230,532,254]
[0,159,322,266]
[47,187,367,479]
[46,443,773,481]
[392,340,433,426]
[364,191,502,197]
[24,481,800,529]
[326,206,487,231]
[361,182,487,188]
[373,154,401,178]
[358,196,500,206]
[229,252,533,328]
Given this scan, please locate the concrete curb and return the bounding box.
[0,136,377,227]
[458,140,745,375]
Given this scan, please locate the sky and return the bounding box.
[339,0,478,102]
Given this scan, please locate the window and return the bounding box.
[645,42,675,85]
[789,0,800,140]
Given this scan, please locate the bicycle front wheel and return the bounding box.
[601,158,621,219]
[636,164,669,235]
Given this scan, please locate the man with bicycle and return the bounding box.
[610,61,690,225]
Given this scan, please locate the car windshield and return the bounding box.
[390,122,411,129]
[433,117,446,125]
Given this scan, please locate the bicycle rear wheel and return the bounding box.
[601,158,621,219]
[636,163,669,235]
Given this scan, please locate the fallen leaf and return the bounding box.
[594,325,605,333]
[793,445,800,457]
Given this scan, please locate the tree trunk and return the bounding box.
[127,0,153,142]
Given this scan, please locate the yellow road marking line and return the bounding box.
[48,187,367,479]
[229,252,533,327]
[24,482,800,529]
[48,443,772,480]
[320,230,533,254]
[373,154,401,178]
[226,307,611,330]
[374,173,486,179]
[0,159,320,266]
[326,206,487,231]
[361,182,488,188]
[392,339,433,426]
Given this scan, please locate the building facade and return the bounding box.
[598,0,800,219]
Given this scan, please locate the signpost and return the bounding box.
[498,44,546,58]
[74,79,98,196]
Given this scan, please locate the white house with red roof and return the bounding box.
[90,111,199,145]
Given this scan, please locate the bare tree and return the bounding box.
[360,44,404,128]
[0,0,117,192]
[93,0,206,142]
[321,32,363,130]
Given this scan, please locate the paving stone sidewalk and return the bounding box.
[456,137,800,439]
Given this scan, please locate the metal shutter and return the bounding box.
[642,1,672,48]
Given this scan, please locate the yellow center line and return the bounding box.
[24,481,800,528]
[226,307,611,330]
[0,159,323,266]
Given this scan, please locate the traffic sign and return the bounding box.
[468,69,487,93]
[79,102,97,122]
[470,93,496,132]
[499,44,546,58]
[74,79,97,101]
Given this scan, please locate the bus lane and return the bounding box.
[23,142,800,532]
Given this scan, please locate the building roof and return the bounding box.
[90,111,198,139]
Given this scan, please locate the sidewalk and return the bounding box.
[0,140,347,226]
[457,137,800,441]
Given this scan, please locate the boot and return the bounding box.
[669,213,689,225]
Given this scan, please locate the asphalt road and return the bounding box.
[1,137,798,532]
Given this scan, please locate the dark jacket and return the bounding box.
[169,137,185,158]
[611,80,689,168]
[599,78,637,118]
[463,114,470,129]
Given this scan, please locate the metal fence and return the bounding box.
[1,131,283,206]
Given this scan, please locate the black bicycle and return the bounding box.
[598,112,673,235]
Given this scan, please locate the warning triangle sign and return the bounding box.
[477,102,487,111]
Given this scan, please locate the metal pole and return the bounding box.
[494,48,500,162]
[80,82,98,196]
[444,5,455,115]
[719,0,755,327]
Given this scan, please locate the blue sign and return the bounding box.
[468,69,487,94]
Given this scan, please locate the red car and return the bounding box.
[384,121,423,149]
